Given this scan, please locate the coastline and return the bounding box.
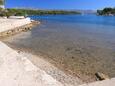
[1,19,108,83]
[0,18,40,38]
[0,16,115,86]
[2,37,115,86]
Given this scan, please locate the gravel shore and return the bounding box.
[13,49,83,86]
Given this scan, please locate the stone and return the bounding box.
[95,72,109,81]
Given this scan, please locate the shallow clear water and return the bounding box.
[2,15,115,81]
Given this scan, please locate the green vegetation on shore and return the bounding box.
[0,8,81,17]
[97,7,115,16]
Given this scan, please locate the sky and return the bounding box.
[5,0,115,10]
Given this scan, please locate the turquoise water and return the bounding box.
[3,15,115,81]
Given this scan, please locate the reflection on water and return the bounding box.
[2,15,115,81]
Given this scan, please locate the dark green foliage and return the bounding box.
[97,7,115,15]
[0,8,81,17]
[0,11,11,17]
[7,8,81,16]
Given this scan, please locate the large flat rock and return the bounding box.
[0,18,31,32]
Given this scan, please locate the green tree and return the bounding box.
[97,7,115,15]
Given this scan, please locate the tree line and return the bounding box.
[97,7,115,16]
[0,8,81,17]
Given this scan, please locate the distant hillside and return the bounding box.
[77,10,96,14]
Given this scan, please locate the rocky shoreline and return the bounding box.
[0,17,115,86]
[0,18,40,38]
